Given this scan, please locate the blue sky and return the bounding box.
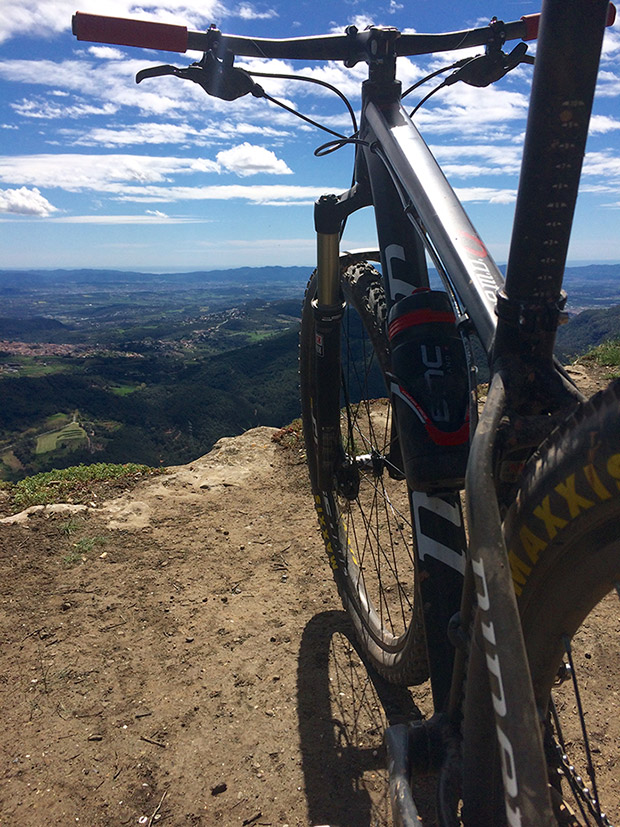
[0,0,619,271]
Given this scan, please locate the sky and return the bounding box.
[0,0,619,272]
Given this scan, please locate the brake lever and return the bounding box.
[445,42,534,88]
[136,49,262,101]
[136,64,180,82]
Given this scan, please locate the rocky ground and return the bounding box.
[0,361,616,826]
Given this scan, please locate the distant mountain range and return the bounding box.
[0,266,311,288]
[2,261,619,303]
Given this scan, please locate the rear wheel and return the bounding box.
[473,381,620,824]
[300,260,428,685]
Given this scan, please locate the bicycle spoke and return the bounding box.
[562,634,603,822]
[343,474,414,639]
[549,696,593,826]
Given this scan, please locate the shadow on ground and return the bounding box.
[297,610,437,826]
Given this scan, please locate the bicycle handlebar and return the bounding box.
[72,5,617,61]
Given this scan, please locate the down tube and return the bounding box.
[364,102,501,354]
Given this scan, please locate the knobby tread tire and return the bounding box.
[480,379,620,823]
[504,378,620,692]
[300,261,428,686]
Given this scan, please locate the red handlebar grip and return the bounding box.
[520,13,541,41]
[521,2,616,41]
[72,12,189,52]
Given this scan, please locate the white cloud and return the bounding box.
[113,183,334,204]
[596,70,620,97]
[0,186,58,216]
[0,53,324,129]
[215,142,292,175]
[0,0,284,44]
[62,120,290,147]
[69,122,205,146]
[88,45,125,60]
[582,150,620,183]
[11,97,118,119]
[454,186,517,205]
[589,114,620,134]
[430,144,523,177]
[0,153,219,190]
[0,148,295,197]
[0,57,193,117]
[235,4,277,20]
[329,15,375,34]
[601,27,620,62]
[415,85,529,136]
[43,212,205,223]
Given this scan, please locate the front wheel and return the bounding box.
[299,260,428,686]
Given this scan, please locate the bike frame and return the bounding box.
[312,1,611,823]
[71,1,614,822]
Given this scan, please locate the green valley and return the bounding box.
[1,263,620,481]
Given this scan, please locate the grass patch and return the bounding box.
[582,339,620,379]
[45,413,71,428]
[36,422,88,454]
[73,535,106,554]
[6,462,165,510]
[61,536,106,566]
[60,517,81,536]
[0,355,75,379]
[110,384,142,396]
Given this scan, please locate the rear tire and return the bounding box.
[470,380,620,824]
[300,260,428,686]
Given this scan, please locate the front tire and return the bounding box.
[300,260,428,686]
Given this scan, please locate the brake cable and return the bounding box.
[247,69,358,134]
[407,17,534,117]
[136,50,359,141]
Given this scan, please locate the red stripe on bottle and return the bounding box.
[397,385,469,446]
[388,310,456,340]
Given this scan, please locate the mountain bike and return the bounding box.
[73,3,620,824]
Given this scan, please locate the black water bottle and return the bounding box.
[388,289,469,492]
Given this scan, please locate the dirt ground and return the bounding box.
[0,362,616,827]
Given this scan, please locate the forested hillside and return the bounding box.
[2,263,620,480]
[1,328,300,477]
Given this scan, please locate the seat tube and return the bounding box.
[495,0,610,370]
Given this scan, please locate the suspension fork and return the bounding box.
[311,187,371,491]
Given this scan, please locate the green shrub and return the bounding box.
[583,339,620,378]
[8,462,164,509]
